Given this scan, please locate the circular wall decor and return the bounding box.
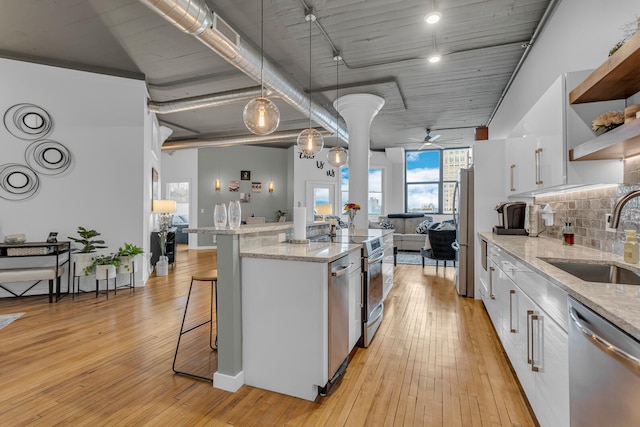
[0,163,39,200]
[4,103,53,140]
[24,139,72,175]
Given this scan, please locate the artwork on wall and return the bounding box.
[24,139,72,175]
[0,163,40,200]
[240,192,250,203]
[229,180,240,192]
[241,170,251,180]
[251,182,262,192]
[152,167,158,202]
[1,102,70,201]
[4,103,53,140]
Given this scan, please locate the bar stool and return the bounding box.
[172,270,218,382]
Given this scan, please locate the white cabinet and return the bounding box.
[348,250,362,351]
[515,289,570,427]
[483,242,569,427]
[242,257,329,401]
[505,71,624,197]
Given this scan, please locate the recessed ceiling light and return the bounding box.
[427,53,441,63]
[424,11,442,24]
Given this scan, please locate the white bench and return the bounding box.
[0,266,65,303]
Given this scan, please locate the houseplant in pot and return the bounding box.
[84,253,121,280]
[67,226,108,276]
[116,242,143,275]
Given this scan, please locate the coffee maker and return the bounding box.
[494,201,528,235]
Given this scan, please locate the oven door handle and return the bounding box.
[367,253,384,264]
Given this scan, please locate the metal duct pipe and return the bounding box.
[162,129,332,151]
[148,86,268,114]
[140,0,349,143]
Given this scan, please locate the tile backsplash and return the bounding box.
[534,184,640,255]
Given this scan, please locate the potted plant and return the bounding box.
[84,253,121,280]
[67,226,108,276]
[116,243,144,275]
[276,209,288,222]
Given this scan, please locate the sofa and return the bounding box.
[171,215,189,244]
[376,213,433,251]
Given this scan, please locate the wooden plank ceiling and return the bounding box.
[0,0,552,149]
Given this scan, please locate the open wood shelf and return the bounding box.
[570,119,640,161]
[569,30,640,104]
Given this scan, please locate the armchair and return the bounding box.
[420,223,457,272]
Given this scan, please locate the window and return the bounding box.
[340,167,384,215]
[405,148,470,214]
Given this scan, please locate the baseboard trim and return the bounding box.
[213,370,244,392]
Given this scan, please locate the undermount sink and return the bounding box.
[540,259,640,285]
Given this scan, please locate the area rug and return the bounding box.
[396,252,423,265]
[0,312,24,330]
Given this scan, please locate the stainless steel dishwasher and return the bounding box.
[321,254,350,395]
[567,296,640,426]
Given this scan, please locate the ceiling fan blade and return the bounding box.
[428,134,441,142]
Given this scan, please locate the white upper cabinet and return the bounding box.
[505,71,624,197]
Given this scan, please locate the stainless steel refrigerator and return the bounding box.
[453,167,474,297]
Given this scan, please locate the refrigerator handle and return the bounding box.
[452,181,459,227]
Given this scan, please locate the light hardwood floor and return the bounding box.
[0,246,535,426]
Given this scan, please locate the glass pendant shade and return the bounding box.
[327,146,348,167]
[243,97,280,135]
[297,128,324,156]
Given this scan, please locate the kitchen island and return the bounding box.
[183,222,359,395]
[241,240,361,401]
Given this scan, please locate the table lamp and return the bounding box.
[152,199,177,232]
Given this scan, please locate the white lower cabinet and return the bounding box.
[484,242,569,427]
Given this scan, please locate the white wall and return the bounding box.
[0,58,154,294]
[491,0,639,138]
[293,148,341,221]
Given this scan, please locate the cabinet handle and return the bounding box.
[510,164,516,192]
[526,310,534,365]
[509,290,516,333]
[489,266,495,299]
[531,313,540,372]
[535,148,543,185]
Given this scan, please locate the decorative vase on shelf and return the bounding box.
[228,200,241,229]
[214,203,227,229]
[156,256,169,276]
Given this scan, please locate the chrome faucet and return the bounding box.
[610,189,640,228]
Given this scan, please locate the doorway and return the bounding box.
[166,181,190,245]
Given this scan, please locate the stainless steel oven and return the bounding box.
[360,236,384,347]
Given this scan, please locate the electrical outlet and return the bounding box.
[605,213,616,232]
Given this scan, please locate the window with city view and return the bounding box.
[405,148,470,214]
[340,167,383,215]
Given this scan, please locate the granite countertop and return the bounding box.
[240,241,361,263]
[184,223,292,235]
[480,232,640,341]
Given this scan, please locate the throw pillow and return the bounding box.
[416,219,432,234]
[379,219,394,229]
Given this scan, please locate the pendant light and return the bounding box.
[243,0,280,135]
[327,52,348,167]
[297,9,324,157]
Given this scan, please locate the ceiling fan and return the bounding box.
[397,128,463,150]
